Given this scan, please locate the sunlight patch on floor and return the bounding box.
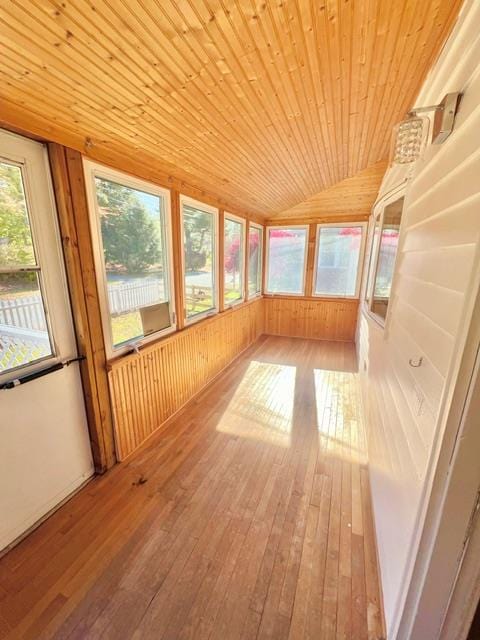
[215,360,296,447]
[314,368,367,464]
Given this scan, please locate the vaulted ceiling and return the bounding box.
[268,161,387,223]
[0,0,462,217]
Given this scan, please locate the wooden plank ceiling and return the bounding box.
[0,0,462,217]
[267,161,387,223]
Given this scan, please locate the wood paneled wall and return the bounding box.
[40,138,361,469]
[109,294,358,459]
[264,297,358,342]
[45,140,263,468]
[109,298,264,460]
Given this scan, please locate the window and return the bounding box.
[0,160,53,374]
[366,196,404,322]
[85,163,175,353]
[223,214,245,306]
[314,224,366,297]
[181,196,218,322]
[248,224,263,296]
[266,226,308,295]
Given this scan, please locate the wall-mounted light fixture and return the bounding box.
[390,115,428,165]
[390,92,462,165]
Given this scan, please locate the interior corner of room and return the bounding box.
[0,0,479,638]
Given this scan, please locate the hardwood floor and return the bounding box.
[0,336,385,640]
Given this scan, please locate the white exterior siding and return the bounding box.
[357,1,480,636]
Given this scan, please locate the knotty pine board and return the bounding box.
[109,298,264,459]
[264,297,359,342]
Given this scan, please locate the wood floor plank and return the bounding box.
[0,336,385,640]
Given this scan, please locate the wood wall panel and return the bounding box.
[0,1,462,217]
[48,144,116,472]
[264,297,358,342]
[109,298,264,460]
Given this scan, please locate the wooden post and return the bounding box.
[244,219,250,302]
[218,209,225,312]
[262,224,268,294]
[48,144,116,472]
[305,223,317,297]
[171,189,185,330]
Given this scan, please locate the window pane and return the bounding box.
[94,177,171,347]
[267,228,307,294]
[372,198,404,320]
[315,226,363,296]
[183,204,216,318]
[0,161,36,268]
[224,217,244,304]
[248,226,262,295]
[0,272,53,373]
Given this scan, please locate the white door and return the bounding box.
[0,130,93,552]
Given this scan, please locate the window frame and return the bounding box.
[84,160,176,359]
[180,194,219,326]
[223,212,246,308]
[247,222,263,299]
[312,221,367,299]
[364,214,382,307]
[363,186,406,328]
[265,225,309,296]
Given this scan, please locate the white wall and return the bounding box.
[357,1,480,637]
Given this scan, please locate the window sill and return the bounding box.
[223,297,245,309]
[264,294,359,303]
[312,292,359,300]
[264,291,305,297]
[184,308,218,327]
[107,324,177,362]
[106,296,263,367]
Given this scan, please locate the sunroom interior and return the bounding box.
[1,1,480,639]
